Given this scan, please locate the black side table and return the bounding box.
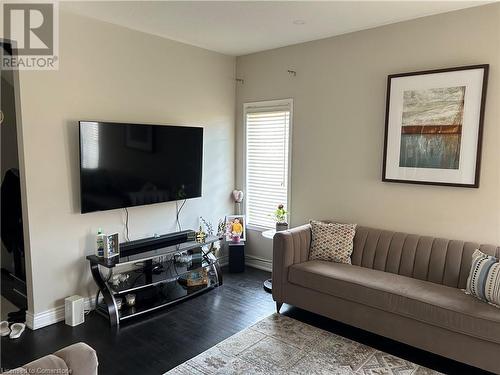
[228,242,245,273]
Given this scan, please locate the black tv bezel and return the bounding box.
[78,120,203,214]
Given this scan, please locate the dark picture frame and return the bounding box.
[382,64,489,188]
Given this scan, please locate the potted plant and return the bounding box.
[274,204,288,231]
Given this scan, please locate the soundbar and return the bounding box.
[120,229,196,256]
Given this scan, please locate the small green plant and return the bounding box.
[273,204,288,223]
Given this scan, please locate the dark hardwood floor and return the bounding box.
[1,267,490,375]
[1,267,275,375]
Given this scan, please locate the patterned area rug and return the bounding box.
[166,314,441,374]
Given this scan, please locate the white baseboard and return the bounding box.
[26,296,95,330]
[245,254,272,272]
[26,307,63,330]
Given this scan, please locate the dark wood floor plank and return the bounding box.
[0,266,489,375]
[0,267,274,375]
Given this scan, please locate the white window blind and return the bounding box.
[245,101,291,228]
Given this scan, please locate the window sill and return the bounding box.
[247,224,273,232]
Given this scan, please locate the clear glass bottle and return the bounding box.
[96,228,105,258]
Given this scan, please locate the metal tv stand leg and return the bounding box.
[90,262,119,327]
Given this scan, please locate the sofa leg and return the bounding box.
[276,302,283,314]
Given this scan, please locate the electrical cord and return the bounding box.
[175,199,187,231]
[128,256,176,289]
[125,198,186,243]
[124,208,131,242]
[115,200,188,294]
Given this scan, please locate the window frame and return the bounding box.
[243,98,293,231]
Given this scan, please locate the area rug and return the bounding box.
[165,313,441,374]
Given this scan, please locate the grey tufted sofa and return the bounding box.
[273,223,500,374]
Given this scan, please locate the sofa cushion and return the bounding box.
[309,221,356,264]
[288,260,500,344]
[54,342,98,375]
[23,354,69,373]
[466,249,500,308]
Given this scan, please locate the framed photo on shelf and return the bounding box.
[225,215,246,241]
[104,232,120,259]
[382,65,488,188]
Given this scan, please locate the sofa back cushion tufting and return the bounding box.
[350,226,500,289]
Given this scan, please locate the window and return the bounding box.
[244,99,292,229]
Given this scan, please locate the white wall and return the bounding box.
[236,4,500,262]
[18,9,236,316]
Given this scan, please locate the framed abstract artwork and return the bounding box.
[382,65,488,188]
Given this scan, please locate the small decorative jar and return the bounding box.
[125,294,136,307]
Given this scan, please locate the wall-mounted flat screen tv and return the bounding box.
[79,121,203,213]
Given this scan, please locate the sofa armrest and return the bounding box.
[23,355,68,374]
[53,342,98,375]
[272,224,311,303]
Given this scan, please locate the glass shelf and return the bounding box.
[88,233,223,326]
[97,268,218,321]
[109,258,216,295]
[87,236,220,268]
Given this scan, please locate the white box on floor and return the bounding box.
[65,295,84,326]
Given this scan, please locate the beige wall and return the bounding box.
[19,9,236,314]
[236,4,500,262]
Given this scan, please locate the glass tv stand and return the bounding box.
[86,236,223,327]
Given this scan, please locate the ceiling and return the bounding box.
[64,1,489,56]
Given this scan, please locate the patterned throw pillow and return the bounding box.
[465,249,500,308]
[308,220,357,264]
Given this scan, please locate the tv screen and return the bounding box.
[79,121,203,213]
